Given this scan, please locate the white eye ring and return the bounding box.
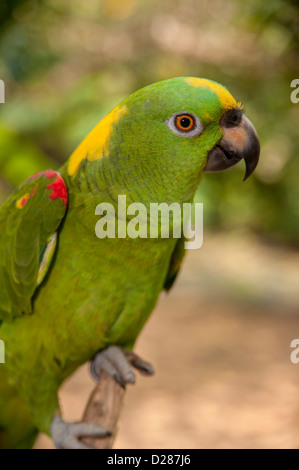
[166,112,204,138]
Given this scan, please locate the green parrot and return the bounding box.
[0,77,260,449]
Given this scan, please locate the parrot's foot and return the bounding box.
[50,416,111,449]
[90,345,154,386]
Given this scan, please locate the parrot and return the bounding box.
[0,77,260,449]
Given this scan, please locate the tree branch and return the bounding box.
[81,371,126,449]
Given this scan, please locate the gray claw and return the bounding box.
[50,416,111,449]
[124,350,155,375]
[90,345,154,386]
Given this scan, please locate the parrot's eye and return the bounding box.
[176,115,194,131]
[166,113,203,138]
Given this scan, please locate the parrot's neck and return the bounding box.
[60,153,200,209]
[59,157,195,250]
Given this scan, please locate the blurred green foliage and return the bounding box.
[0,0,298,244]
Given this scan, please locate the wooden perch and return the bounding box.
[81,370,126,449]
[80,350,153,448]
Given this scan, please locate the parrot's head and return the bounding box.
[68,77,260,204]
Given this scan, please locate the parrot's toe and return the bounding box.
[50,416,111,449]
[124,349,155,375]
[90,345,154,386]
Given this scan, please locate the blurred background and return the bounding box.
[0,0,299,449]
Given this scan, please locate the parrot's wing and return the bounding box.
[164,237,186,291]
[0,171,68,322]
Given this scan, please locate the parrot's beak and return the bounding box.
[204,112,260,181]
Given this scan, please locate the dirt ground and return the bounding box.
[35,232,299,449]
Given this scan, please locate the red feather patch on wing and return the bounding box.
[46,176,68,208]
[28,171,68,208]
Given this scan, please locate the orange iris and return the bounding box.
[175,115,194,131]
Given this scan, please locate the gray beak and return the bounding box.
[204,112,260,181]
